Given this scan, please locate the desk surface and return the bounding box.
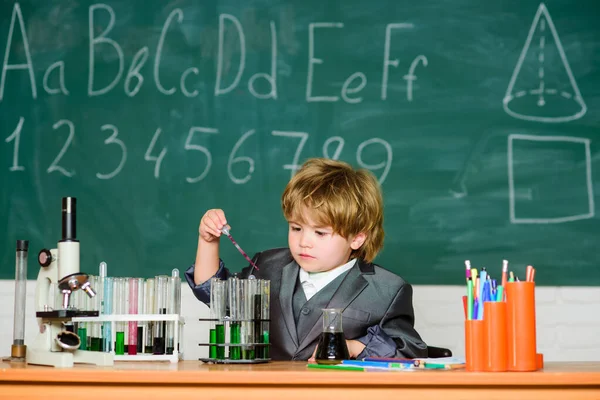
[2,360,600,400]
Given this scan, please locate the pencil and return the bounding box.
[307,363,364,371]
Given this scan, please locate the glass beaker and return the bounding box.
[315,308,349,364]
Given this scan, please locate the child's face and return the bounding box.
[287,207,365,273]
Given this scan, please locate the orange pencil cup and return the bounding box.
[483,301,507,372]
[465,320,485,371]
[506,281,537,371]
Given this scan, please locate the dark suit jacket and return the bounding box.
[185,247,428,360]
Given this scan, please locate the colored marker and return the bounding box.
[364,357,418,365]
[496,285,504,302]
[467,278,473,320]
[307,363,364,371]
[464,260,472,283]
[342,360,414,369]
[526,265,535,282]
[501,260,508,300]
[479,270,487,300]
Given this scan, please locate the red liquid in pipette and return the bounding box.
[222,229,259,271]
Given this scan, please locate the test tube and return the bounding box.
[153,275,169,354]
[11,240,28,360]
[114,278,125,355]
[144,278,155,353]
[76,278,88,350]
[208,278,218,359]
[128,278,139,355]
[252,279,263,359]
[89,275,101,351]
[124,278,130,352]
[103,277,113,353]
[260,280,271,359]
[95,262,107,351]
[228,275,241,360]
[135,278,145,353]
[209,278,227,359]
[166,269,181,354]
[241,278,256,360]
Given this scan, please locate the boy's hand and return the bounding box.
[199,209,229,242]
[346,339,366,359]
[308,345,318,362]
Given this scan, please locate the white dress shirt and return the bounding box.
[298,259,357,300]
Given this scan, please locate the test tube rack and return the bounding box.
[197,317,271,364]
[73,313,185,363]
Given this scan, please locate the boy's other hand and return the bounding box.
[199,209,229,242]
[346,339,365,359]
[308,344,318,362]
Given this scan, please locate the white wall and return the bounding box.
[1,280,599,361]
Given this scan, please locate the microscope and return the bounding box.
[26,197,114,368]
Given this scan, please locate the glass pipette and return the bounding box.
[220,227,259,274]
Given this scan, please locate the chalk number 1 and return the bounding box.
[5,117,25,171]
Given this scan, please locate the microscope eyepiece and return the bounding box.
[61,197,77,241]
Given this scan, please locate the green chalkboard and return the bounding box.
[1,0,599,285]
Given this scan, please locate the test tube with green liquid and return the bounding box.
[114,278,125,355]
[208,278,218,359]
[261,280,270,359]
[252,279,264,359]
[241,279,255,360]
[76,287,87,350]
[209,278,227,359]
[228,275,241,360]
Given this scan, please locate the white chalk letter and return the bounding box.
[306,22,343,102]
[43,61,69,95]
[125,47,149,97]
[403,55,427,102]
[341,72,366,104]
[248,21,277,99]
[381,23,413,100]
[215,14,246,96]
[180,67,199,97]
[154,8,183,95]
[1,3,37,101]
[88,4,124,96]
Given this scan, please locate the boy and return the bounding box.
[185,158,427,360]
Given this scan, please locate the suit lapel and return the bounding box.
[297,264,368,352]
[279,260,300,348]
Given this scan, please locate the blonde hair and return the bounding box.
[281,158,384,263]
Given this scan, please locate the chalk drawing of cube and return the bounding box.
[508,134,594,223]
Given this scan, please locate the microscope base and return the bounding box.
[27,322,114,368]
[27,348,115,368]
[27,348,76,368]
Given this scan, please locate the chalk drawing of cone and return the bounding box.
[503,3,587,123]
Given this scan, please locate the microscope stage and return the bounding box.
[36,310,99,319]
